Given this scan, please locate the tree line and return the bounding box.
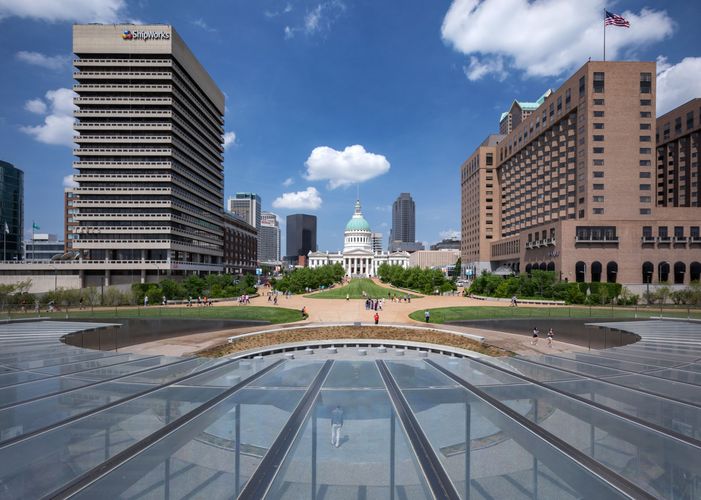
[377,264,457,295]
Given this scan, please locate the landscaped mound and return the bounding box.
[197,326,509,358]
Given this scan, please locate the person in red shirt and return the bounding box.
[374,312,379,325]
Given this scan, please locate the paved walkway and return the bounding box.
[122,282,589,357]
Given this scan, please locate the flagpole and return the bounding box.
[603,9,606,61]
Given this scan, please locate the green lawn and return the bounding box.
[306,278,420,299]
[409,305,701,323]
[7,305,303,324]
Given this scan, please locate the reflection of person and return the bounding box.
[547,328,554,347]
[331,405,344,448]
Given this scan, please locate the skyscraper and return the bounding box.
[0,161,23,261]
[71,24,225,284]
[371,232,383,253]
[390,193,419,252]
[227,193,261,229]
[286,214,316,264]
[259,211,281,262]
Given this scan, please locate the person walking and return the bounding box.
[424,310,430,323]
[374,312,379,325]
[331,405,344,448]
[531,327,539,345]
[511,295,518,307]
[144,295,149,307]
[547,328,554,347]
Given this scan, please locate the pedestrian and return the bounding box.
[162,295,167,306]
[273,295,278,305]
[268,294,272,302]
[511,295,518,307]
[331,405,344,448]
[301,306,307,318]
[187,296,192,307]
[346,293,349,301]
[532,327,539,345]
[144,295,149,307]
[547,328,554,347]
[374,312,379,325]
[425,310,430,323]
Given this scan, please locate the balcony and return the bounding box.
[641,236,656,244]
[575,236,619,244]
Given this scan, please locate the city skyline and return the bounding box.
[0,1,699,250]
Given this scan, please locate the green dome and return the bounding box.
[345,217,371,231]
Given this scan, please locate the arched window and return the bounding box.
[658,262,670,283]
[575,261,586,283]
[674,262,686,284]
[591,261,602,282]
[525,264,532,274]
[539,262,547,271]
[546,262,555,271]
[642,261,654,284]
[606,262,618,283]
[691,262,701,283]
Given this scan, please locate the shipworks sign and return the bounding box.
[122,30,170,41]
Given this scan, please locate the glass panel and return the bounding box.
[384,360,457,389]
[266,389,431,499]
[71,388,305,500]
[323,361,383,388]
[250,360,325,388]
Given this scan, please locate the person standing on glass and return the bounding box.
[531,326,539,345]
[331,405,344,448]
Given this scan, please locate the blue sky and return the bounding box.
[0,0,699,251]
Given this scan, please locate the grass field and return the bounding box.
[7,305,303,324]
[306,278,420,299]
[409,305,701,323]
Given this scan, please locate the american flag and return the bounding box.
[605,10,630,27]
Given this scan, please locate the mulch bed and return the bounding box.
[197,326,511,358]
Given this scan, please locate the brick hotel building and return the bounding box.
[461,61,701,288]
[70,24,225,286]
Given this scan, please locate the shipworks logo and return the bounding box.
[122,30,170,41]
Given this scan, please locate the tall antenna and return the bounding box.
[356,183,359,201]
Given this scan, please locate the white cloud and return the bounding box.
[192,18,216,32]
[24,98,46,115]
[63,174,78,188]
[304,144,390,189]
[439,229,461,240]
[272,187,323,210]
[0,0,128,23]
[223,131,236,149]
[282,177,294,187]
[656,56,701,115]
[16,51,69,70]
[441,0,674,80]
[20,88,77,147]
[284,0,346,39]
[265,3,293,18]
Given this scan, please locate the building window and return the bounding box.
[640,184,651,190]
[639,172,651,178]
[675,117,682,133]
[687,111,695,130]
[691,226,700,239]
[593,72,605,93]
[640,159,651,166]
[659,226,669,239]
[593,184,605,190]
[640,196,651,202]
[639,136,651,142]
[640,123,651,130]
[565,88,571,106]
[640,148,651,154]
[640,99,651,106]
[640,208,651,215]
[593,135,604,141]
[593,147,604,154]
[640,72,652,93]
[640,111,651,118]
[593,195,605,202]
[486,153,493,166]
[593,171,604,178]
[593,159,604,166]
[593,123,604,129]
[593,110,604,117]
[579,76,585,97]
[593,98,604,105]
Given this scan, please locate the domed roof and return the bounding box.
[345,200,371,232]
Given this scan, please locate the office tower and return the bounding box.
[223,212,257,274]
[71,24,225,284]
[371,232,383,253]
[499,90,552,134]
[259,211,281,262]
[460,60,701,287]
[286,214,316,264]
[228,193,261,229]
[391,193,415,243]
[0,161,23,261]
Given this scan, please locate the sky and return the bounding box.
[0,0,699,252]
